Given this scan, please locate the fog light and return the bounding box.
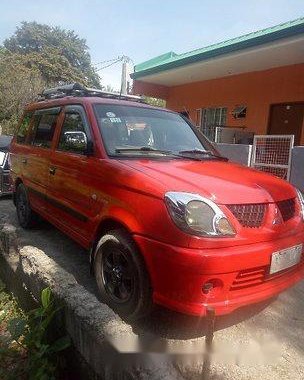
[202,279,223,295]
[202,282,214,294]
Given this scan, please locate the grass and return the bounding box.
[0,278,28,380]
[0,280,71,380]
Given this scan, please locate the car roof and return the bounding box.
[25,96,172,114]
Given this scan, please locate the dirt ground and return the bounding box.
[0,197,303,380]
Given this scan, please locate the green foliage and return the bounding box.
[0,279,27,379]
[144,96,166,108]
[41,287,52,310]
[0,284,70,380]
[0,21,101,134]
[4,21,100,87]
[0,52,44,135]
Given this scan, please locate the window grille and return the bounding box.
[200,107,227,141]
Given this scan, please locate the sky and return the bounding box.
[0,0,303,90]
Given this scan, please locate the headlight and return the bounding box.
[296,189,304,220]
[164,192,235,237]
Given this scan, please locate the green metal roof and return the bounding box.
[132,17,304,80]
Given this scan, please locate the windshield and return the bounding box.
[94,104,218,157]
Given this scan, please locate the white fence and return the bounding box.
[250,135,294,180]
[217,137,303,190]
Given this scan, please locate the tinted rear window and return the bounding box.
[31,108,60,148]
[16,112,33,144]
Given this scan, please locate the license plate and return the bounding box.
[270,244,302,274]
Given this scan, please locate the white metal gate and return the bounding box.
[251,135,294,180]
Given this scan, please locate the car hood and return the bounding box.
[120,159,296,204]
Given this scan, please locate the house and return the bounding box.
[132,18,304,145]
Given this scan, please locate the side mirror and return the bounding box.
[63,131,93,155]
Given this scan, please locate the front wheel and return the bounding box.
[16,183,39,229]
[94,229,153,321]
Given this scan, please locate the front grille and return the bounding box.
[227,204,266,228]
[230,266,266,291]
[277,198,295,222]
[231,257,304,291]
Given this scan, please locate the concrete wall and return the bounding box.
[290,146,304,192]
[0,223,182,380]
[216,143,252,166]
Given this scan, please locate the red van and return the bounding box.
[10,83,304,320]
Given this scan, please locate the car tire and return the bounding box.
[16,183,39,229]
[94,229,153,321]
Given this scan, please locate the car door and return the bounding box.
[23,107,61,213]
[47,104,99,247]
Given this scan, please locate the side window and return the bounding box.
[16,112,33,144]
[32,113,58,148]
[58,112,87,154]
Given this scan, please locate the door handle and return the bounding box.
[22,158,27,164]
[49,167,56,175]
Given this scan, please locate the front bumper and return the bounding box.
[134,231,304,316]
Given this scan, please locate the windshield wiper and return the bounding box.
[114,147,227,162]
[115,147,205,161]
[178,149,228,161]
[115,147,173,155]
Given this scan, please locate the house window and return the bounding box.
[201,107,227,141]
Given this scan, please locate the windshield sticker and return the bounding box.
[106,112,116,118]
[109,117,121,123]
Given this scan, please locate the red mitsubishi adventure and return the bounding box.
[10,83,304,320]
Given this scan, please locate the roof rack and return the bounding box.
[37,83,146,103]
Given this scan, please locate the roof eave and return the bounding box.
[131,22,304,80]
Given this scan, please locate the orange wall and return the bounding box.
[134,63,304,141]
[134,81,170,100]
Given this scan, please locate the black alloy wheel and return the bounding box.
[101,245,134,303]
[94,229,153,320]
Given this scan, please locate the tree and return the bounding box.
[0,52,44,134]
[144,96,166,108]
[3,21,100,87]
[0,22,101,134]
